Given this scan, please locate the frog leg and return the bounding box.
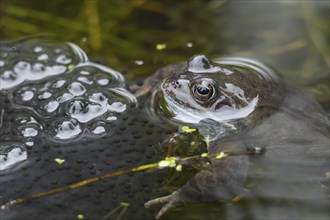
[146,141,250,219]
[145,191,181,219]
[166,134,179,157]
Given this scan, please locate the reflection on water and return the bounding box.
[0,1,329,220]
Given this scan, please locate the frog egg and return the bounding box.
[33,46,43,53]
[14,115,38,125]
[38,91,52,100]
[76,63,125,87]
[50,118,82,140]
[68,82,87,96]
[13,60,67,81]
[39,100,60,114]
[79,70,90,75]
[13,86,37,104]
[106,115,117,122]
[92,126,105,135]
[37,54,49,61]
[89,91,108,104]
[66,98,105,123]
[52,79,67,88]
[77,76,93,85]
[67,99,90,115]
[54,48,62,54]
[32,63,47,73]
[24,140,34,147]
[17,123,41,137]
[89,121,107,135]
[107,101,127,113]
[0,70,22,90]
[1,70,17,81]
[57,92,74,103]
[20,90,35,101]
[97,78,110,86]
[94,73,111,86]
[0,143,28,171]
[14,61,31,73]
[55,54,72,64]
[21,127,38,137]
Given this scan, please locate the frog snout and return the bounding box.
[162,79,182,89]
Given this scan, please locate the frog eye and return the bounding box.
[192,81,214,102]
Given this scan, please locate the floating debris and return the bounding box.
[181,126,196,133]
[156,43,167,50]
[54,158,65,165]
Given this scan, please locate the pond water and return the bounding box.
[0,1,329,220]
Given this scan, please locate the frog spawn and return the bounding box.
[0,39,136,170]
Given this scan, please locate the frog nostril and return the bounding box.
[170,80,181,89]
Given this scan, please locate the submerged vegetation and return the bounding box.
[1,125,261,214]
[1,1,329,109]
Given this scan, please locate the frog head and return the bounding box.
[154,55,267,125]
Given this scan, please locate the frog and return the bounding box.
[131,55,330,219]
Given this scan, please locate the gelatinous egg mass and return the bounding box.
[0,38,176,220]
[0,38,137,167]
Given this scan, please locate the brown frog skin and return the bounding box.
[131,55,330,219]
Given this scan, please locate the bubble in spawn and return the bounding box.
[51,118,82,140]
[0,144,28,171]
